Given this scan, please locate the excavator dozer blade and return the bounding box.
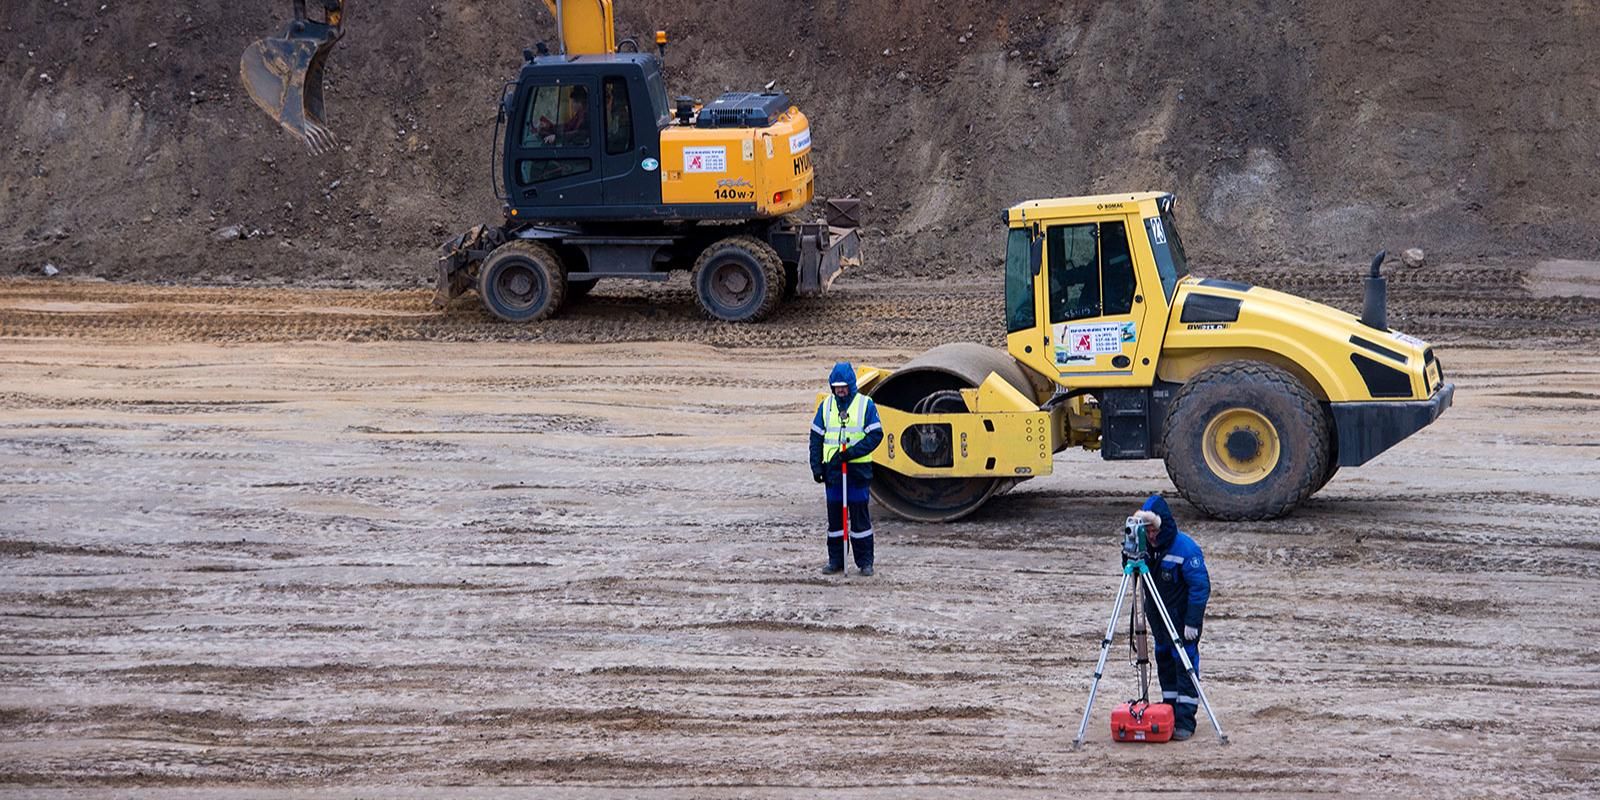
[240,16,342,154]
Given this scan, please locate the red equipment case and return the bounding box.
[1111,700,1175,743]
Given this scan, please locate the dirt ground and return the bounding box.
[2,275,1599,798]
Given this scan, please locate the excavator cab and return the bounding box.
[241,0,345,154]
[499,54,673,215]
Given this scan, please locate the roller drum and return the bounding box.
[866,343,1040,522]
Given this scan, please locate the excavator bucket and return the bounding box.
[240,1,344,154]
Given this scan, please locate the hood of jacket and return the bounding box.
[1141,494,1180,553]
[829,362,858,408]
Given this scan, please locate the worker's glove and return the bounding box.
[813,470,824,484]
[826,453,844,469]
[1182,625,1199,642]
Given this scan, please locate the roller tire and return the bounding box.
[1314,404,1340,493]
[691,235,784,323]
[477,240,566,323]
[1162,360,1329,521]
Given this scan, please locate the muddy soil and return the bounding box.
[3,254,1599,349]
[3,279,1600,797]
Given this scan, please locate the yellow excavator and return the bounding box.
[852,192,1454,521]
[242,1,860,323]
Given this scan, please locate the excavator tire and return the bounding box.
[691,236,784,323]
[564,277,596,307]
[477,240,567,323]
[1161,360,1330,520]
[867,343,1040,522]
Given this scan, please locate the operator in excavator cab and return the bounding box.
[537,85,589,147]
[1131,495,1212,741]
[810,363,883,576]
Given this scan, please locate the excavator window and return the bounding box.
[1047,220,1136,323]
[604,77,633,155]
[516,83,595,186]
[521,84,591,150]
[643,66,672,127]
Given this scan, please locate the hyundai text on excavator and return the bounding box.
[849,192,1454,521]
[242,1,861,323]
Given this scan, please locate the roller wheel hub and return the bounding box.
[1201,407,1281,486]
[1225,429,1261,462]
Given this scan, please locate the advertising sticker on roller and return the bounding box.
[683,146,727,173]
[1058,321,1137,357]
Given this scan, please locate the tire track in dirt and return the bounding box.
[4,266,1597,348]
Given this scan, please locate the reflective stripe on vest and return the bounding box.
[822,393,873,464]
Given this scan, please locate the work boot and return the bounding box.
[1171,727,1194,741]
[852,535,874,576]
[822,537,845,575]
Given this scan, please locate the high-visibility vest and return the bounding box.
[821,393,874,464]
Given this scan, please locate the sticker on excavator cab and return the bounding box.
[1055,350,1095,366]
[683,146,726,173]
[789,129,811,154]
[1149,217,1168,245]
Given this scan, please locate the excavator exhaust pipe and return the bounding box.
[241,0,345,154]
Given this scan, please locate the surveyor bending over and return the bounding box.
[1132,495,1211,740]
[809,362,882,576]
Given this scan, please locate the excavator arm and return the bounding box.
[540,1,618,55]
[242,1,616,151]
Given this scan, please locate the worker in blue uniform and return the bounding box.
[809,362,882,576]
[1131,495,1211,740]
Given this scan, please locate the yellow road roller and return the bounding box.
[854,192,1454,521]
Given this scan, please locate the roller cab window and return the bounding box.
[1046,220,1134,323]
[1145,207,1189,302]
[1004,227,1036,333]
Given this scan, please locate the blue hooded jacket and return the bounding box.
[809,362,882,486]
[1141,495,1211,641]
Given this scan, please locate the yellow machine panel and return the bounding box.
[1158,281,1435,402]
[541,0,616,55]
[659,108,815,218]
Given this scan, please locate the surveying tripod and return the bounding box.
[1071,517,1229,749]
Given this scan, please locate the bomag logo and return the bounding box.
[793,152,812,177]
